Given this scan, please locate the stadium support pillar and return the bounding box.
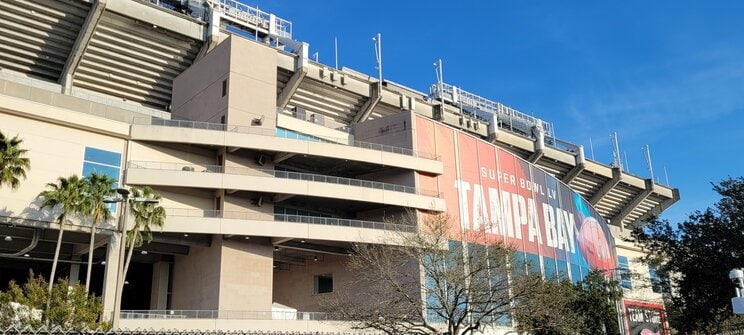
[150,261,170,310]
[590,167,622,205]
[195,8,220,62]
[528,125,545,163]
[353,82,381,123]
[277,67,307,110]
[613,179,655,230]
[635,188,680,224]
[60,0,107,94]
[69,257,81,286]
[562,145,586,184]
[101,235,122,321]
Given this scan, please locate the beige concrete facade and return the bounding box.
[0,5,678,332]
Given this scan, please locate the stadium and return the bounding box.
[0,0,679,334]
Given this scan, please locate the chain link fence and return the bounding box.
[0,327,374,335]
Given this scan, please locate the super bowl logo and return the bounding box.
[578,216,614,271]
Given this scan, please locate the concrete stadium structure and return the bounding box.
[0,1,678,334]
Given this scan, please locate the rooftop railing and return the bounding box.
[120,310,329,320]
[164,208,416,233]
[131,117,440,160]
[127,160,442,198]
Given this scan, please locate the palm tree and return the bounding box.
[38,175,87,294]
[0,131,31,189]
[122,186,166,280]
[81,172,116,293]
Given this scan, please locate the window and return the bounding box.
[313,274,333,294]
[82,147,121,212]
[221,79,227,97]
[618,256,632,289]
[649,265,670,294]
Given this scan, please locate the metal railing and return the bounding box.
[163,208,416,233]
[430,82,555,139]
[131,117,440,160]
[205,0,292,39]
[120,310,328,320]
[128,160,442,198]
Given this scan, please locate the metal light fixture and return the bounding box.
[313,256,318,262]
[141,250,148,255]
[3,236,11,242]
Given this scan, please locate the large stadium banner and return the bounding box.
[623,300,668,335]
[415,115,617,278]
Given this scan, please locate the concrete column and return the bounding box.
[101,233,122,320]
[69,257,81,286]
[150,261,170,310]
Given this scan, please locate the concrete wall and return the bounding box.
[171,37,231,123]
[354,111,414,149]
[273,252,421,313]
[0,111,125,226]
[129,142,216,167]
[611,226,665,304]
[171,235,222,310]
[171,236,274,312]
[272,254,352,312]
[219,237,274,311]
[226,37,278,130]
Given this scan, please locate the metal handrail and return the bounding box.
[163,208,416,233]
[127,160,442,198]
[120,309,329,320]
[131,117,440,160]
[205,0,292,38]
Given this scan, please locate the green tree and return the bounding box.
[0,131,31,190]
[512,274,583,335]
[512,270,621,335]
[122,186,166,280]
[38,175,87,295]
[80,172,116,293]
[0,272,107,329]
[633,177,744,334]
[574,270,623,335]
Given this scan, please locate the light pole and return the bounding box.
[104,188,159,329]
[730,268,744,314]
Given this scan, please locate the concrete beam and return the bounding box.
[352,82,381,124]
[272,237,294,245]
[72,235,110,256]
[280,240,350,256]
[106,0,205,40]
[632,188,680,226]
[60,0,107,93]
[562,146,586,184]
[273,152,296,164]
[194,8,220,62]
[272,194,295,203]
[590,167,622,205]
[613,179,655,229]
[276,67,307,110]
[527,126,545,163]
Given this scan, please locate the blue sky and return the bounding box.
[254,1,744,223]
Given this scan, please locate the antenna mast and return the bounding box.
[611,131,623,171]
[334,37,339,70]
[373,33,382,82]
[643,144,654,182]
